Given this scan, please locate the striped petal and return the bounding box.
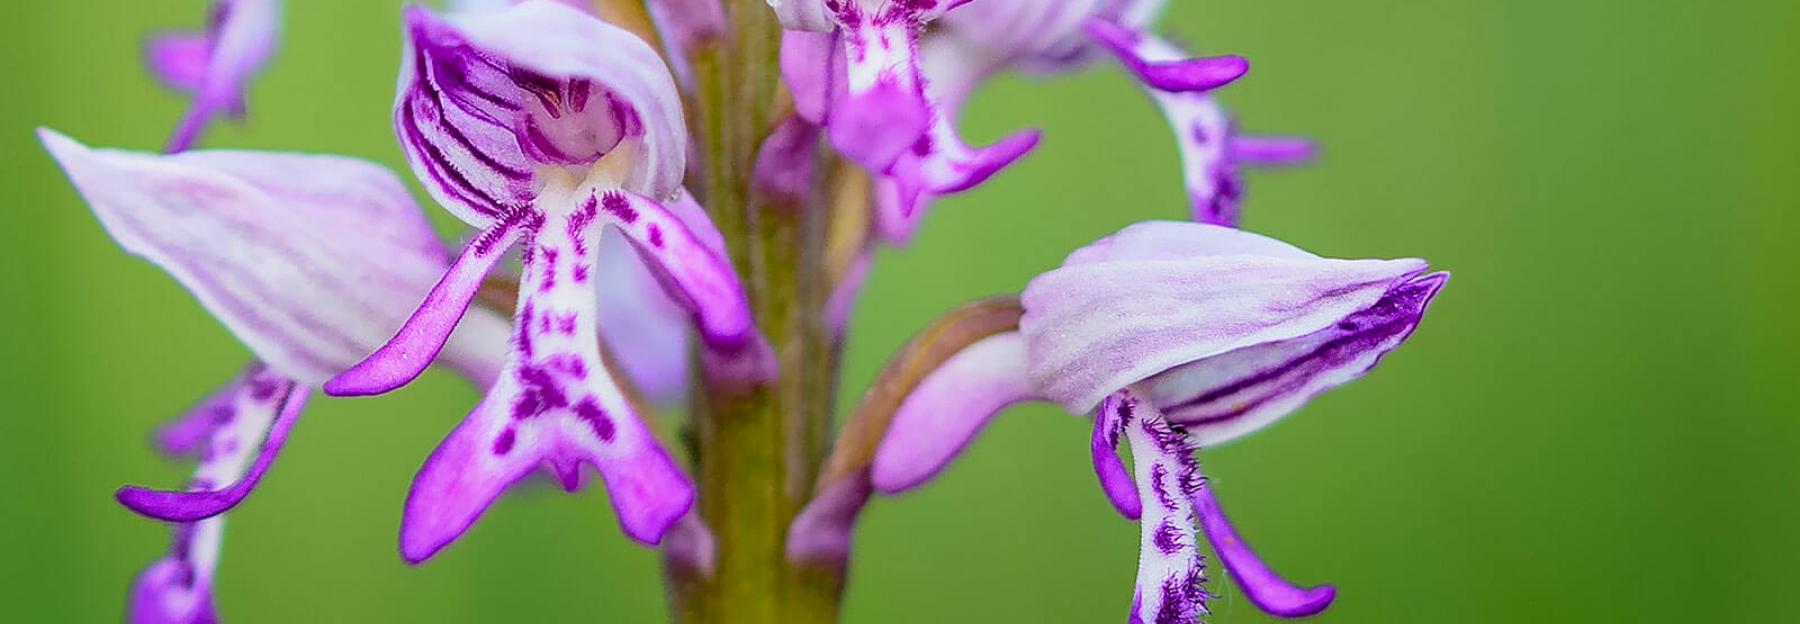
[38,129,505,387]
[396,2,687,228]
[1021,222,1430,415]
[1141,271,1448,446]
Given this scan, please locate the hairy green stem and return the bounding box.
[671,1,843,622]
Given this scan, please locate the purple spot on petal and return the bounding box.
[515,299,536,358]
[539,247,559,293]
[572,264,590,282]
[248,378,281,401]
[574,398,615,442]
[647,223,664,248]
[600,192,637,223]
[1150,463,1177,511]
[1153,519,1184,555]
[493,428,516,455]
[569,196,598,255]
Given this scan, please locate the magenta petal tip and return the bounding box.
[116,485,244,523]
[1141,55,1249,93]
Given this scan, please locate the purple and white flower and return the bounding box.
[872,221,1447,620]
[38,129,510,623]
[145,0,281,152]
[321,1,760,562]
[860,0,1313,241]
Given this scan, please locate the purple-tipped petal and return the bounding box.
[592,190,755,351]
[1085,19,1246,93]
[1092,394,1143,520]
[594,228,692,404]
[145,33,210,92]
[871,332,1039,493]
[402,205,693,562]
[326,224,522,396]
[1230,135,1318,167]
[1192,485,1336,617]
[118,377,308,522]
[663,513,718,577]
[877,127,1040,243]
[1144,271,1449,446]
[787,469,873,564]
[39,129,479,386]
[1118,392,1210,624]
[1021,222,1430,415]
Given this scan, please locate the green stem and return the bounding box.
[671,1,842,622]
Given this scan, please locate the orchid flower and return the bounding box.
[870,221,1447,620]
[38,129,510,623]
[144,0,280,152]
[320,1,760,562]
[767,0,1040,200]
[854,0,1312,241]
[443,0,703,407]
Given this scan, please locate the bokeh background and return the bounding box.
[4,0,1797,621]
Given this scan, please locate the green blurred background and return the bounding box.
[4,0,1797,621]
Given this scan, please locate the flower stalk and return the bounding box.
[675,0,842,621]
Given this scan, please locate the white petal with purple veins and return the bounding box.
[1022,222,1428,414]
[39,129,504,386]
